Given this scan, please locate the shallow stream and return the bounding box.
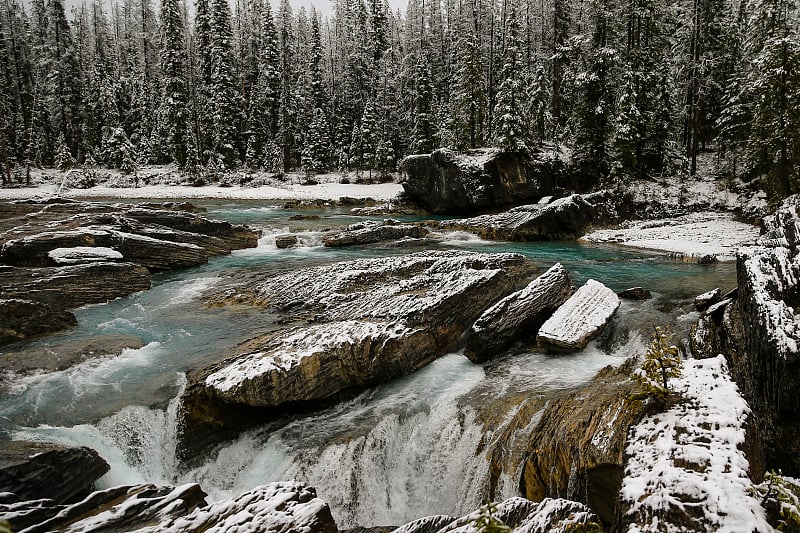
[0,201,736,527]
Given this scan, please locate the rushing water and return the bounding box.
[0,201,737,527]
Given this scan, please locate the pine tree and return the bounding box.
[301,107,331,173]
[492,3,529,152]
[410,54,436,153]
[160,0,189,166]
[448,8,486,149]
[247,0,280,166]
[208,0,243,168]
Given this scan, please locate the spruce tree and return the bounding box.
[448,9,486,149]
[410,54,436,153]
[160,0,189,166]
[208,0,242,168]
[492,3,529,152]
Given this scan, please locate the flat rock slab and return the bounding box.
[537,279,620,352]
[465,262,573,363]
[180,250,534,459]
[0,334,145,374]
[322,221,429,247]
[0,299,77,345]
[0,441,109,506]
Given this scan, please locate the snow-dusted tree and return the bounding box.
[492,3,529,152]
[247,0,281,166]
[159,0,189,166]
[301,107,331,173]
[208,0,242,168]
[277,0,296,170]
[410,54,437,154]
[447,8,486,149]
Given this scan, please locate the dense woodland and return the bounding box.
[0,0,799,195]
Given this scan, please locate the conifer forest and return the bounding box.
[1,0,799,197]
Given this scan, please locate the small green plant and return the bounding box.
[633,326,683,404]
[750,470,800,531]
[471,502,511,533]
[0,519,13,533]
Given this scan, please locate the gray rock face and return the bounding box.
[400,147,565,214]
[2,481,336,533]
[464,263,573,363]
[323,220,429,247]
[179,250,534,460]
[0,441,109,506]
[0,299,77,344]
[618,287,652,300]
[437,191,622,241]
[537,279,620,353]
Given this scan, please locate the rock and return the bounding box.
[0,334,145,373]
[464,263,573,363]
[520,359,649,524]
[392,515,458,533]
[400,147,565,214]
[0,262,151,311]
[618,356,769,532]
[275,234,298,248]
[288,214,320,221]
[4,483,208,533]
[0,299,77,345]
[0,441,109,506]
[47,246,123,265]
[537,279,620,353]
[618,287,652,300]
[122,208,259,250]
[180,250,533,459]
[437,191,623,241]
[694,287,722,311]
[322,220,429,247]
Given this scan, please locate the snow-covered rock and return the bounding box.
[438,191,622,241]
[180,250,533,460]
[464,262,573,363]
[47,246,123,265]
[400,147,566,214]
[322,219,429,247]
[619,356,771,532]
[537,279,620,352]
[694,287,722,311]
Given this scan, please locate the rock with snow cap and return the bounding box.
[180,250,534,460]
[536,279,620,353]
[400,147,566,214]
[436,191,622,241]
[694,287,722,311]
[464,262,573,363]
[322,220,429,247]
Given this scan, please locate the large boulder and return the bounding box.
[537,279,620,353]
[2,481,336,533]
[0,299,77,344]
[464,262,573,363]
[0,441,109,506]
[400,147,566,214]
[437,191,623,241]
[180,250,534,460]
[519,359,650,525]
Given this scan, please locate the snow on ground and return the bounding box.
[620,355,772,532]
[581,212,760,261]
[0,182,404,202]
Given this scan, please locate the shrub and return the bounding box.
[632,326,683,405]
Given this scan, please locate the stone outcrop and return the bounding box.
[0,299,77,344]
[180,250,534,460]
[393,497,602,533]
[275,234,298,248]
[519,359,650,525]
[690,201,800,476]
[464,263,573,363]
[1,480,337,533]
[323,220,429,247]
[0,334,145,373]
[400,147,566,214]
[436,191,623,241]
[618,287,651,300]
[0,441,109,506]
[537,279,620,353]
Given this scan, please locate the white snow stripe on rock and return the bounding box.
[536,279,620,352]
[48,246,123,264]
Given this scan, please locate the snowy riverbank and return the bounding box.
[580,212,760,262]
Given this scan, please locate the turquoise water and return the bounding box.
[0,201,737,526]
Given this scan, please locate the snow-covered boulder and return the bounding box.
[619,356,771,532]
[400,147,566,214]
[519,359,648,524]
[536,279,620,352]
[437,191,622,241]
[180,250,534,460]
[465,262,573,363]
[322,219,429,247]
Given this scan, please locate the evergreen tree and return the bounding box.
[208,0,242,167]
[410,54,436,153]
[492,3,529,151]
[301,107,331,173]
[448,8,486,149]
[160,0,189,166]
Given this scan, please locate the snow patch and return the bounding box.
[48,246,123,264]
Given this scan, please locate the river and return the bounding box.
[0,201,736,527]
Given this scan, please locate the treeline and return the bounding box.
[0,0,799,195]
